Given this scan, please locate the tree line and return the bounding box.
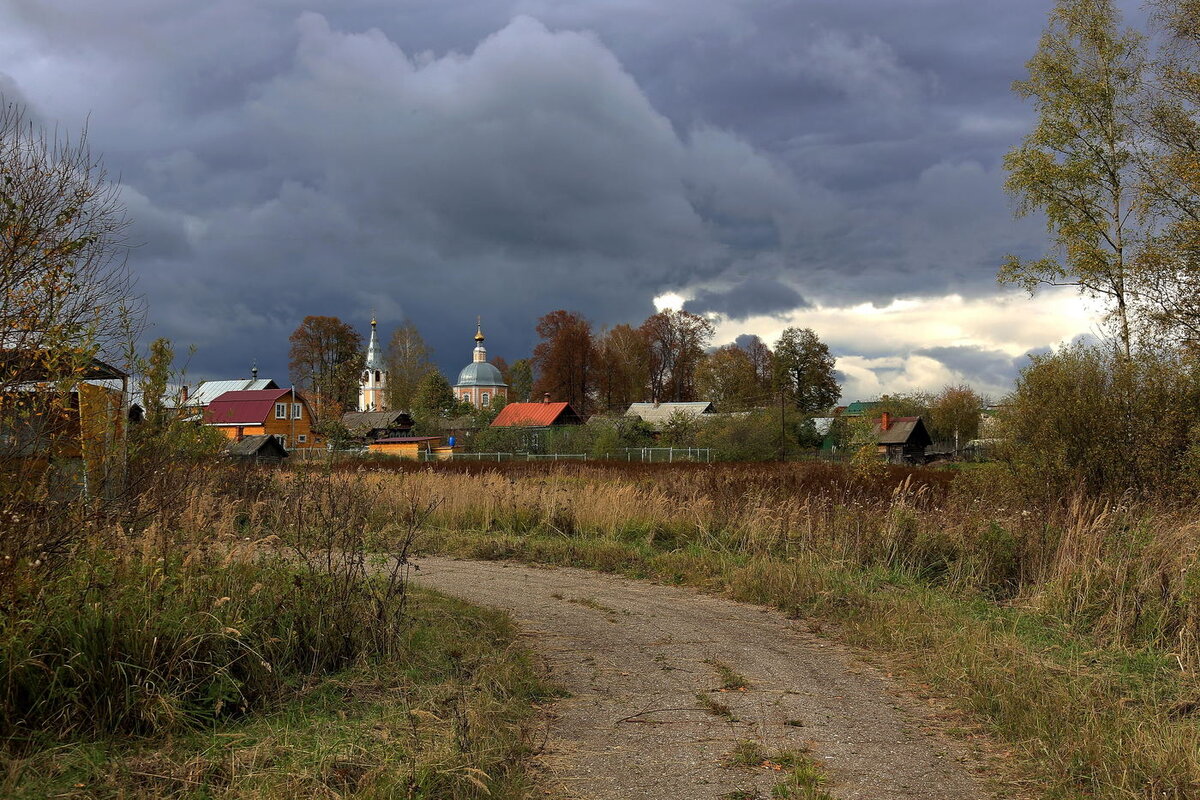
[284,308,845,422]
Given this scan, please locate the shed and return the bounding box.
[226,434,289,463]
[872,413,932,464]
[367,436,443,459]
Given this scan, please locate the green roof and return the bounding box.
[842,401,883,416]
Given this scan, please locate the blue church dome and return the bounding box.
[456,360,505,387]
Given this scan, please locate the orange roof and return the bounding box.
[491,401,578,427]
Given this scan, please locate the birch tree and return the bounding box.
[1002,0,1145,357]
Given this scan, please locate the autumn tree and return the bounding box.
[1,101,136,368]
[695,344,758,411]
[509,358,534,403]
[491,356,512,387]
[1,101,139,566]
[740,334,775,397]
[773,327,840,413]
[410,369,459,416]
[641,310,714,403]
[928,385,984,448]
[1003,0,1146,356]
[288,315,364,423]
[595,324,651,412]
[384,320,434,411]
[1135,0,1200,344]
[532,310,595,412]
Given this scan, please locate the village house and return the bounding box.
[340,409,413,443]
[0,352,130,497]
[225,433,289,463]
[625,401,715,434]
[491,394,582,452]
[203,387,322,450]
[872,412,931,464]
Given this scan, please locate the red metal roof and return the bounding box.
[204,388,293,425]
[490,401,577,428]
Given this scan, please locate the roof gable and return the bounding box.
[191,379,279,407]
[872,415,932,446]
[204,388,294,425]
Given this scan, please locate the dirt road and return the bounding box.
[413,557,991,800]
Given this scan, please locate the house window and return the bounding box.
[482,392,490,407]
[298,434,307,443]
[292,403,302,419]
[275,403,287,419]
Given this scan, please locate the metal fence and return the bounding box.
[616,447,712,463]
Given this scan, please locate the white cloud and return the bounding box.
[710,287,1106,400]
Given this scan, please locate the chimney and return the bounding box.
[251,362,258,380]
[542,392,551,404]
[236,426,244,442]
[880,411,890,431]
[180,384,188,405]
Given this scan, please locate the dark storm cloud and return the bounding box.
[686,278,808,320]
[917,345,1028,390]
[0,0,1142,383]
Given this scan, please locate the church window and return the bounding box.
[375,371,381,382]
[482,392,490,407]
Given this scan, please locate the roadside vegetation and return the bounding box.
[0,465,554,799]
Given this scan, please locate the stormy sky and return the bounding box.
[0,0,1139,400]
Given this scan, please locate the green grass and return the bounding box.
[1,589,556,799]
[419,527,1200,799]
[706,659,752,690]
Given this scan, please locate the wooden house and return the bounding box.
[225,434,289,463]
[490,396,583,453]
[490,397,583,428]
[203,388,323,450]
[872,413,932,464]
[340,410,413,443]
[0,352,130,497]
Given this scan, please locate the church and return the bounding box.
[358,316,386,412]
[357,317,507,412]
[454,320,507,409]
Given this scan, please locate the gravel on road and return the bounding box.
[413,557,993,800]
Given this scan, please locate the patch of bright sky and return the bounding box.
[653,287,1107,402]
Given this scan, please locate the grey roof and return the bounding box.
[455,361,506,388]
[226,434,289,458]
[625,402,715,427]
[341,410,410,437]
[872,416,931,446]
[190,378,278,406]
[129,382,188,410]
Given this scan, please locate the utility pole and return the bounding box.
[778,385,786,462]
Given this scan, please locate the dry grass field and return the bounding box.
[338,459,1200,800]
